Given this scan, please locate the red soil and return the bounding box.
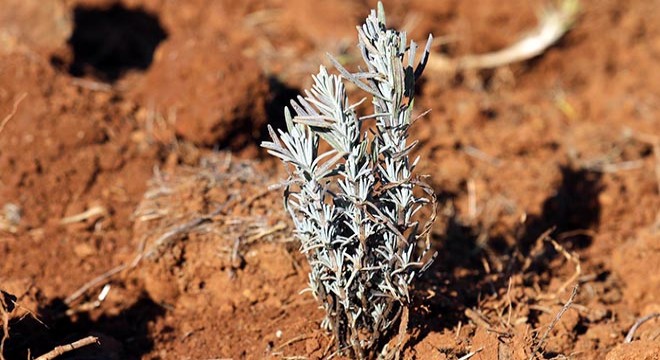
[1,0,658,359]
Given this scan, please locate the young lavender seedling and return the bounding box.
[262,3,436,358]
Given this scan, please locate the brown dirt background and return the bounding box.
[1,0,658,359]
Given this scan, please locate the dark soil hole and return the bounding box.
[263,77,301,133]
[255,76,302,156]
[65,4,167,82]
[3,293,164,360]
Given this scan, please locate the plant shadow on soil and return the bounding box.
[52,3,168,82]
[207,76,303,153]
[3,293,164,360]
[407,165,603,348]
[257,77,303,148]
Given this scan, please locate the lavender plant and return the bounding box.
[262,3,436,358]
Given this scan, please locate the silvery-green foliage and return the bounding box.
[262,3,435,358]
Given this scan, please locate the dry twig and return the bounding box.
[529,284,579,360]
[70,78,112,92]
[274,334,311,351]
[624,312,660,343]
[458,347,483,360]
[428,0,580,72]
[245,222,287,244]
[64,263,127,306]
[506,277,514,327]
[33,336,99,360]
[60,206,108,225]
[64,285,111,317]
[463,146,502,167]
[1,289,48,360]
[523,228,582,299]
[547,237,581,295]
[0,92,27,135]
[465,308,492,330]
[390,307,410,360]
[467,179,477,222]
[522,228,555,272]
[0,290,14,360]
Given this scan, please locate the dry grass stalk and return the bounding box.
[274,334,311,352]
[528,284,579,360]
[64,153,283,306]
[0,92,27,135]
[0,290,12,360]
[64,264,127,306]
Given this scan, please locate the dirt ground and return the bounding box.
[1,0,659,359]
